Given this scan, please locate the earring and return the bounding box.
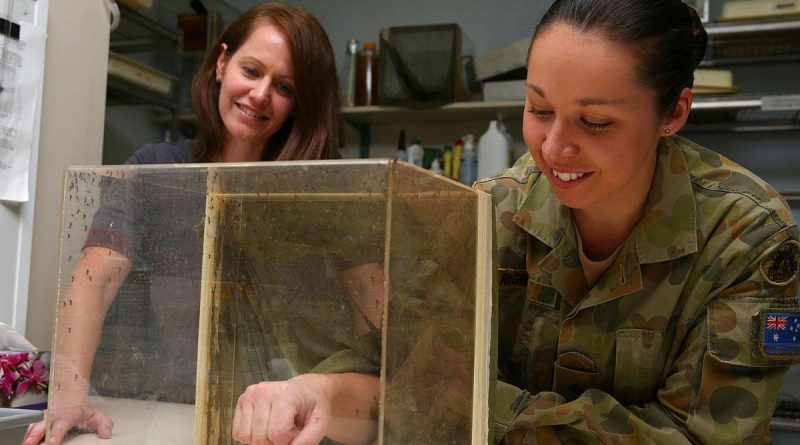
[664,127,671,135]
[215,75,221,84]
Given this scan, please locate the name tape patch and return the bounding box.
[498,268,528,287]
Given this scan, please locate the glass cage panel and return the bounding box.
[51,160,493,445]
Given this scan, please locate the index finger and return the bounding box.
[47,419,73,445]
[23,420,46,445]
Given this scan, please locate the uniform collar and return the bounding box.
[512,137,698,308]
[633,136,698,263]
[512,137,697,263]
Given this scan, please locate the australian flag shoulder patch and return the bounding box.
[759,309,800,360]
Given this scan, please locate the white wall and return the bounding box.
[25,1,109,349]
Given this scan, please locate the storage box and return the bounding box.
[692,69,738,94]
[0,409,43,445]
[720,0,800,21]
[482,79,525,101]
[107,52,174,96]
[474,38,530,82]
[117,0,153,12]
[379,24,478,106]
[52,161,495,444]
[178,12,221,52]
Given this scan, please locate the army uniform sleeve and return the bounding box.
[496,224,800,445]
[680,225,800,443]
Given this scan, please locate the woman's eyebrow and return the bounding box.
[528,83,626,106]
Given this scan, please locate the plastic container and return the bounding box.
[341,39,359,107]
[459,134,477,185]
[429,158,444,175]
[0,408,43,445]
[442,145,453,178]
[355,42,379,106]
[477,120,511,179]
[395,129,408,161]
[451,139,463,181]
[407,138,424,167]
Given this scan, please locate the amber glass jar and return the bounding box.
[355,42,379,106]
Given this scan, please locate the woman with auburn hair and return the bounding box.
[190,1,340,162]
[23,3,369,445]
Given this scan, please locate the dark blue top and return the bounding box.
[124,139,197,165]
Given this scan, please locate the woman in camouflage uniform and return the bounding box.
[476,0,800,443]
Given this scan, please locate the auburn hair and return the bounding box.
[191,2,340,161]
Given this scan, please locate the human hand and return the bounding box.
[232,374,332,445]
[23,405,113,445]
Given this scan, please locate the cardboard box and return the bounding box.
[721,0,800,21]
[118,0,153,12]
[692,69,738,94]
[108,52,174,96]
[474,38,529,82]
[482,79,525,101]
[178,12,221,52]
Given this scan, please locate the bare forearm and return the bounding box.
[52,248,131,403]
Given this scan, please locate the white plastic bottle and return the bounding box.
[497,114,520,162]
[429,158,444,175]
[459,134,477,185]
[407,138,424,167]
[477,120,511,179]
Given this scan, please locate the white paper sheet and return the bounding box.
[0,14,45,202]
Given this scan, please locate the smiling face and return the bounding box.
[215,20,295,158]
[524,24,669,217]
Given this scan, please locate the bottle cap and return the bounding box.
[463,134,474,148]
[364,41,377,51]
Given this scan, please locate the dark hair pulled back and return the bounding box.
[533,0,707,115]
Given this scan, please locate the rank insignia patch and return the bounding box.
[759,240,799,286]
[760,310,800,358]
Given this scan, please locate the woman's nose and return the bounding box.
[541,120,578,161]
[251,78,271,104]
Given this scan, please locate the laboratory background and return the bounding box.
[0,0,798,442]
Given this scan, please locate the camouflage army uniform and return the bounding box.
[474,135,800,444]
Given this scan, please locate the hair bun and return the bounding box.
[686,3,708,67]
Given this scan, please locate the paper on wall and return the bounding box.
[0,17,46,202]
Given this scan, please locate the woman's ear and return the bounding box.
[662,87,693,136]
[215,43,229,83]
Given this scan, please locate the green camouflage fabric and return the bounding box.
[474,135,800,444]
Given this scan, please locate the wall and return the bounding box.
[25,2,109,348]
[100,0,548,163]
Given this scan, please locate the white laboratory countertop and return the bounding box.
[62,398,194,444]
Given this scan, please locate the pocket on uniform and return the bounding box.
[613,328,665,405]
[553,351,600,401]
